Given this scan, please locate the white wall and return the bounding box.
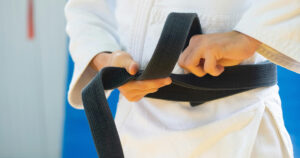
[0,0,67,157]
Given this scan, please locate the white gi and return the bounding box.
[65,0,300,157]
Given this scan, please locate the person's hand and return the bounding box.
[178,31,261,77]
[90,50,172,102]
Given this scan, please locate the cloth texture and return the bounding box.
[65,0,298,157]
[81,13,278,157]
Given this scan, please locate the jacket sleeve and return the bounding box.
[65,0,121,109]
[233,0,300,74]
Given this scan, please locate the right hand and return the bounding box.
[90,50,172,102]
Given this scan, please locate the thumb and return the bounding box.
[127,61,139,75]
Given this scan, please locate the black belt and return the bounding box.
[81,13,277,158]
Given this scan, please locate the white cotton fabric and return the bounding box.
[65,0,299,157]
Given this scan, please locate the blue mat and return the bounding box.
[62,54,120,158]
[278,66,300,157]
[62,54,300,158]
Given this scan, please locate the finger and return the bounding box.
[183,69,190,74]
[178,45,193,69]
[132,88,161,101]
[121,59,139,75]
[217,59,242,67]
[193,58,206,77]
[120,87,159,97]
[123,91,157,102]
[125,94,143,102]
[204,53,224,76]
[185,56,206,77]
[179,48,206,77]
[118,87,141,102]
[119,87,159,103]
[128,94,145,102]
[128,62,139,75]
[120,77,172,91]
[189,65,206,77]
[135,87,159,95]
[132,77,172,90]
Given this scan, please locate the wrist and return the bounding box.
[234,31,262,51]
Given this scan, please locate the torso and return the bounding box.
[114,0,266,71]
[111,1,292,157]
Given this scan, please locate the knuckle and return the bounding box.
[179,57,188,67]
[205,43,214,51]
[178,60,185,68]
[184,61,193,70]
[190,35,201,44]
[178,56,184,67]
[178,55,188,68]
[185,60,193,68]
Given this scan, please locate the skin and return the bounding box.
[178,31,261,76]
[90,31,261,102]
[90,50,172,102]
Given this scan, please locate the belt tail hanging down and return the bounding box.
[81,13,277,158]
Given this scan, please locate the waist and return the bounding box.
[119,85,280,131]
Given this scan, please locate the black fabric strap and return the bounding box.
[81,12,277,158]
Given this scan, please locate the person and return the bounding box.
[65,0,300,157]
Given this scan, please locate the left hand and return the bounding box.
[178,31,261,77]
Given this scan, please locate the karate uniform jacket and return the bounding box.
[65,0,300,157]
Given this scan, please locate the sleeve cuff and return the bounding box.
[233,15,300,63]
[67,44,120,109]
[256,43,300,74]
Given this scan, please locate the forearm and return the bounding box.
[65,0,121,108]
[233,0,300,73]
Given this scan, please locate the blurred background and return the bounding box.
[0,0,299,158]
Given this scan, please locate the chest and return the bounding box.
[114,0,256,69]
